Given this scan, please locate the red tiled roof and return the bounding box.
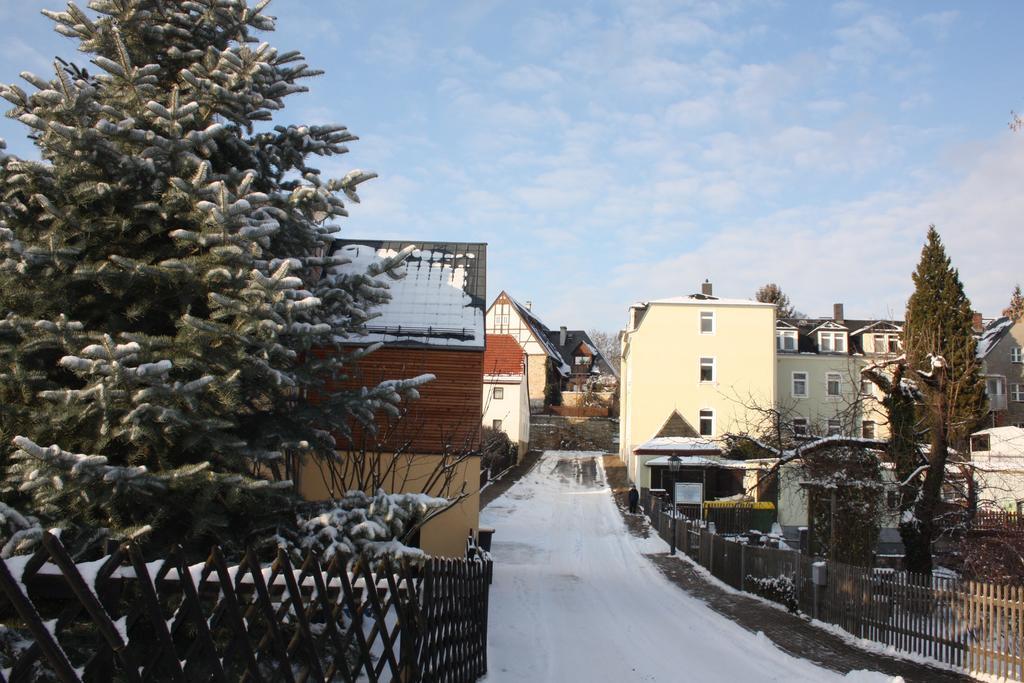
[484,334,525,376]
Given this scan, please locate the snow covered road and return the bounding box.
[481,450,892,682]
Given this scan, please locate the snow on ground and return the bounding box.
[481,450,896,682]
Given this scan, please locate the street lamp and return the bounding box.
[668,454,682,555]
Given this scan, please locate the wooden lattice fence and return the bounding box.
[0,531,491,682]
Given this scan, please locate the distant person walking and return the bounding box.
[628,485,639,514]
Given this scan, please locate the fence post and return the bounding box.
[739,542,746,591]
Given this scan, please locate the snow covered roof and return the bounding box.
[977,316,1015,359]
[634,436,721,455]
[327,240,487,349]
[974,426,1024,438]
[778,316,904,355]
[642,455,752,470]
[639,295,773,308]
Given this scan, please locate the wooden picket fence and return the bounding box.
[0,531,491,682]
[973,510,1024,532]
[647,498,1024,680]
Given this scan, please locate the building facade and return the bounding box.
[485,291,569,412]
[620,287,903,496]
[978,316,1024,428]
[969,426,1024,512]
[297,240,487,558]
[482,334,530,458]
[776,307,900,441]
[619,284,777,489]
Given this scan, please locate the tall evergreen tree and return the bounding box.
[1003,284,1024,321]
[899,226,986,573]
[0,0,426,556]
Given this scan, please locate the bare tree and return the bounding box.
[587,329,621,375]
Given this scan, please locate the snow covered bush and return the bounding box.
[285,490,449,568]
[746,574,798,614]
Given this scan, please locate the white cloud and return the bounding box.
[830,14,910,65]
[607,135,1024,326]
[916,10,959,41]
[666,97,719,127]
[498,65,564,91]
[831,1,868,18]
[364,25,421,67]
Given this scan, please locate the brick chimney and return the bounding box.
[972,311,983,333]
[833,303,844,323]
[559,326,567,346]
[701,280,713,297]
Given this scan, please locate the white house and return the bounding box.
[970,426,1024,512]
[482,334,530,458]
[485,291,569,411]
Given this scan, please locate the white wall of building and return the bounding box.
[483,375,530,458]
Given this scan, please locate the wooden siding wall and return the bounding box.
[321,347,484,455]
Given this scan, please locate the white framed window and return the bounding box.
[987,377,1006,397]
[826,372,842,397]
[574,356,589,365]
[792,417,808,437]
[700,311,715,334]
[872,333,900,354]
[699,409,715,436]
[492,419,503,430]
[699,357,715,383]
[818,331,847,353]
[862,420,875,439]
[777,330,797,351]
[496,312,509,330]
[1012,384,1024,402]
[492,386,504,400]
[827,418,842,436]
[1012,346,1023,364]
[791,371,808,397]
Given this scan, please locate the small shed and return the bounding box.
[636,437,750,503]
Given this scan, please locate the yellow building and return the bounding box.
[619,282,776,489]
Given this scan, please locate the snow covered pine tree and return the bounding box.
[0,0,430,557]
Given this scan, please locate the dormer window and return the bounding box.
[574,355,590,366]
[818,331,846,353]
[777,330,797,351]
[872,333,900,354]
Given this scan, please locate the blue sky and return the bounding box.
[1,0,1022,331]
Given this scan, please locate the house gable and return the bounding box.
[486,291,569,375]
[654,410,699,439]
